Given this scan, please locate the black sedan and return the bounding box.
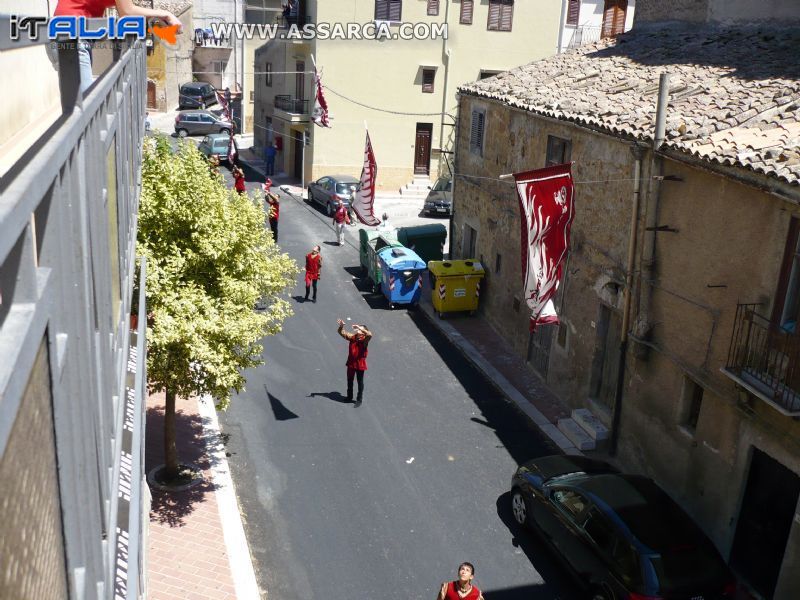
[511,456,736,600]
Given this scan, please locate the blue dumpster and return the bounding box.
[377,246,427,308]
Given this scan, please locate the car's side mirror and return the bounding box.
[427,186,432,190]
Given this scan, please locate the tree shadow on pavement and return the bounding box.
[493,492,583,600]
[146,405,219,527]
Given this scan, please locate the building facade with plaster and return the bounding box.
[453,6,800,598]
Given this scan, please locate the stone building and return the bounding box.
[452,10,800,600]
[144,1,194,111]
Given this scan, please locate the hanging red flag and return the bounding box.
[513,163,575,331]
[311,68,331,128]
[215,89,238,163]
[352,131,381,226]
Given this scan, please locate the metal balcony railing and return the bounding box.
[724,304,800,415]
[275,94,309,114]
[0,17,148,599]
[567,25,602,49]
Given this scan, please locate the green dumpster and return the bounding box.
[365,231,402,293]
[359,228,383,275]
[397,224,447,264]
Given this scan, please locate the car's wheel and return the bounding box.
[177,128,188,138]
[308,190,314,205]
[326,201,333,216]
[220,128,231,135]
[511,489,531,527]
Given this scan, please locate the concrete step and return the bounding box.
[557,418,596,451]
[571,408,609,441]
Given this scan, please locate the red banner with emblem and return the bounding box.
[513,163,575,331]
[352,131,381,226]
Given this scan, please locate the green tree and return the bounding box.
[138,137,298,481]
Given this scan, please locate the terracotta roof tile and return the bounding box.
[460,23,800,185]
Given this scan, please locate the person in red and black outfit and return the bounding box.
[304,246,322,302]
[232,165,246,194]
[337,319,372,406]
[437,562,484,600]
[266,192,280,241]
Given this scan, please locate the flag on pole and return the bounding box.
[513,163,575,331]
[311,67,331,128]
[352,130,381,226]
[215,89,238,163]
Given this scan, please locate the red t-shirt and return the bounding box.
[443,582,481,600]
[234,175,246,193]
[346,336,369,371]
[268,199,279,221]
[55,0,115,17]
[305,253,321,280]
[333,205,348,224]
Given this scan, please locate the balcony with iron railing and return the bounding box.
[723,304,800,416]
[0,17,148,599]
[567,25,603,49]
[274,94,310,122]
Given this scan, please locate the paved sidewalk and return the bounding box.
[146,392,260,600]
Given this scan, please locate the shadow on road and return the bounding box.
[307,391,354,405]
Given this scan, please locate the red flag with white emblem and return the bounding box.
[311,68,331,128]
[513,163,575,331]
[215,89,238,163]
[352,130,381,226]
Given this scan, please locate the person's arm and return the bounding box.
[337,319,353,340]
[115,0,183,29]
[437,582,448,600]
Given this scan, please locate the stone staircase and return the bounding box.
[398,177,431,200]
[557,408,610,452]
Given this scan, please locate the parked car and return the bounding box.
[198,133,235,164]
[423,176,452,216]
[174,110,232,138]
[178,82,217,109]
[308,175,359,216]
[510,456,736,600]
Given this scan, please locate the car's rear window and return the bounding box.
[648,546,728,593]
[336,183,358,194]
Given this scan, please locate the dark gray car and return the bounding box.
[423,177,452,216]
[174,111,233,137]
[308,174,359,216]
[178,82,217,109]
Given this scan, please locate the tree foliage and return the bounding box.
[138,137,298,409]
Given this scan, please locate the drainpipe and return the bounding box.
[610,73,671,455]
[439,0,452,174]
[610,145,643,456]
[557,0,568,54]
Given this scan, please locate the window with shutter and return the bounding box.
[428,0,439,16]
[422,69,435,93]
[375,0,402,21]
[488,0,513,32]
[470,109,485,156]
[460,0,474,24]
[566,0,580,26]
[601,0,627,37]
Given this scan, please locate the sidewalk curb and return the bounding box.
[197,395,262,600]
[416,302,582,456]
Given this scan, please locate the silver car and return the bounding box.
[308,175,359,216]
[174,110,232,138]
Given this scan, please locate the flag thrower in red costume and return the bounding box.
[351,129,381,226]
[513,163,575,331]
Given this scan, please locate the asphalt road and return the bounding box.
[217,174,584,600]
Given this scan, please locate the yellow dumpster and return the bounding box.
[428,259,485,317]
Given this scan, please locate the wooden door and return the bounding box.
[147,80,156,109]
[295,61,305,101]
[601,0,627,38]
[414,123,432,176]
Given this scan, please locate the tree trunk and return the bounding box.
[164,387,179,480]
